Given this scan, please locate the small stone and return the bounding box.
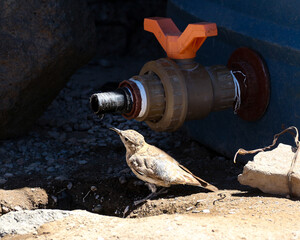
[92,204,103,213]
[97,141,107,147]
[186,206,193,211]
[16,158,24,165]
[47,167,55,172]
[0,178,7,184]
[5,163,13,169]
[78,160,88,165]
[51,195,58,203]
[4,173,13,178]
[55,175,68,181]
[46,156,54,164]
[1,206,10,213]
[107,167,113,174]
[67,182,73,190]
[14,206,23,211]
[42,152,48,157]
[119,176,127,184]
[87,129,94,134]
[202,209,210,213]
[91,186,97,192]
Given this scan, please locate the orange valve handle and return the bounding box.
[144,17,217,59]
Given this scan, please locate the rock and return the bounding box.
[78,160,88,165]
[67,182,73,190]
[202,209,210,213]
[3,173,13,178]
[0,209,72,237]
[47,167,56,172]
[14,206,23,211]
[55,175,69,181]
[90,186,97,192]
[0,0,96,139]
[92,204,103,213]
[238,143,300,197]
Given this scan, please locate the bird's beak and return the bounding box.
[109,127,121,135]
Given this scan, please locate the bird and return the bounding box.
[110,127,218,205]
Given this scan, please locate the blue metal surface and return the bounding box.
[168,0,300,157]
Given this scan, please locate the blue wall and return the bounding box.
[168,0,300,157]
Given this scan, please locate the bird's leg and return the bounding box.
[146,183,157,193]
[134,183,168,206]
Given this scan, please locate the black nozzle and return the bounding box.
[90,88,132,115]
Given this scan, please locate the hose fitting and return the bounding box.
[90,88,132,116]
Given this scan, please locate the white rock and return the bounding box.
[238,143,300,197]
[0,209,72,237]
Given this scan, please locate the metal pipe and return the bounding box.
[90,88,132,115]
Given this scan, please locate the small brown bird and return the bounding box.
[110,128,218,205]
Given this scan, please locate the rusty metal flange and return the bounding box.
[228,47,270,121]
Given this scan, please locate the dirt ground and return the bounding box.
[1,55,300,239]
[2,190,300,239]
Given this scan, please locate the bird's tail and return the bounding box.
[179,164,218,192]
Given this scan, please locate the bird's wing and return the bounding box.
[128,154,170,186]
[149,147,218,191]
[128,152,204,188]
[129,147,218,191]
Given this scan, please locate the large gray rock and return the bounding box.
[0,209,72,237]
[238,143,300,197]
[0,0,96,139]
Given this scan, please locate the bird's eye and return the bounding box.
[124,137,128,142]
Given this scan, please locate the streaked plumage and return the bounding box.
[110,128,218,193]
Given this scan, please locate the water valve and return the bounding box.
[90,17,270,131]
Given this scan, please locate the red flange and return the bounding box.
[118,80,141,120]
[228,47,270,121]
